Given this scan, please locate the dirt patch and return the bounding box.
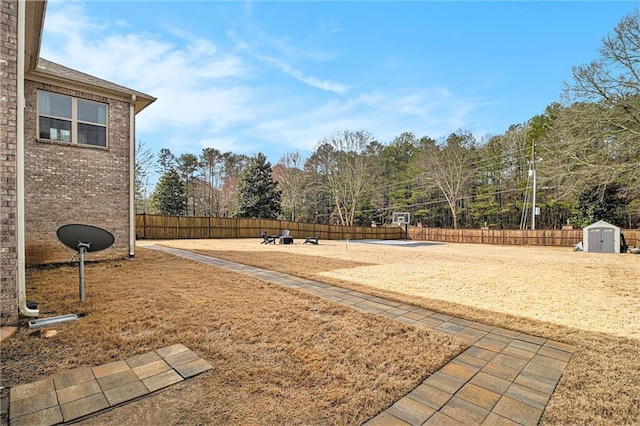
[1,248,463,425]
[151,238,640,425]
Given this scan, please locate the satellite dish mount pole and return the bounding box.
[77,242,90,302]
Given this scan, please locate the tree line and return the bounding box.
[136,9,639,230]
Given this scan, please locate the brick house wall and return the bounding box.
[0,0,19,324]
[23,81,133,265]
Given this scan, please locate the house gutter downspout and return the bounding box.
[129,95,136,257]
[17,0,39,317]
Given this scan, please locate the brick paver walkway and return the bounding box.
[146,244,576,426]
[7,344,211,425]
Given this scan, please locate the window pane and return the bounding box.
[38,92,71,118]
[78,123,106,147]
[39,117,72,142]
[78,100,107,125]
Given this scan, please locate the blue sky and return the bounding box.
[41,1,637,171]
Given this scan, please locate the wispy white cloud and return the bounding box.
[255,54,348,94]
[39,1,486,163]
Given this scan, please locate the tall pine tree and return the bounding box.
[150,169,186,215]
[235,153,282,218]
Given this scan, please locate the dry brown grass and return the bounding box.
[0,248,464,425]
[153,238,640,425]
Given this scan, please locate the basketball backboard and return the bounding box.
[392,212,410,225]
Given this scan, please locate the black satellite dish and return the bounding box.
[57,224,114,302]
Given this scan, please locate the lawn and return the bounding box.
[2,238,639,424]
[157,238,640,425]
[0,247,463,425]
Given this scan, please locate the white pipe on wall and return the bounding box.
[129,95,136,257]
[17,0,39,317]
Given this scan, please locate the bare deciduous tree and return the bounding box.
[418,130,478,229]
[274,151,306,221]
[312,130,378,226]
[545,10,640,204]
[135,140,155,213]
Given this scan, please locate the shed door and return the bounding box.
[589,227,615,253]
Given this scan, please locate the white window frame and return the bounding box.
[37,90,108,148]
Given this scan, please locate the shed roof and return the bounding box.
[29,59,156,114]
[583,220,620,230]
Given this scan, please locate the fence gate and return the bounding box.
[588,227,615,253]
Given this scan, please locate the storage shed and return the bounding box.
[583,220,621,253]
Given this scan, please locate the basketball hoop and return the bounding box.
[392,212,410,225]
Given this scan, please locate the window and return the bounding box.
[38,91,108,147]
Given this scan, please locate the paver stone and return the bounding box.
[407,384,452,410]
[60,393,109,422]
[92,361,129,378]
[423,411,466,425]
[56,379,102,405]
[52,367,95,390]
[132,359,172,380]
[156,343,189,358]
[481,412,520,425]
[9,406,63,426]
[493,396,543,425]
[173,358,213,378]
[126,351,162,368]
[387,397,436,425]
[142,369,184,392]
[456,383,501,411]
[504,383,550,409]
[423,372,466,394]
[440,396,490,424]
[363,411,411,426]
[103,380,149,406]
[10,378,55,402]
[96,369,139,392]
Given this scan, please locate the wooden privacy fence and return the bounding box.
[409,227,640,247]
[136,214,639,247]
[136,214,404,241]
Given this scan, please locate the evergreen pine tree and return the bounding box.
[235,153,282,218]
[150,169,186,215]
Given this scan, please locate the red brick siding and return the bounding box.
[23,81,132,265]
[0,0,18,324]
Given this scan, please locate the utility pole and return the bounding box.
[530,141,537,231]
[531,165,537,230]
